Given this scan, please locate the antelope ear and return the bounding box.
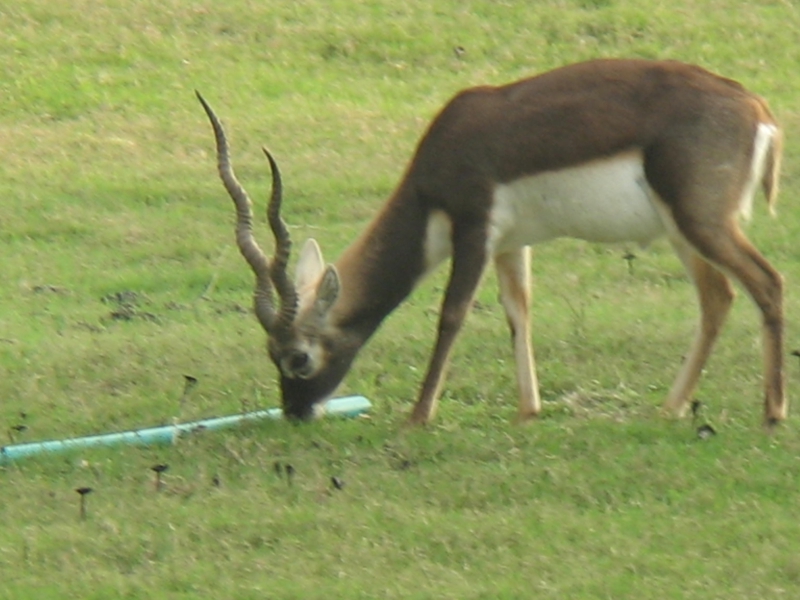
[314,265,340,315]
[295,238,325,291]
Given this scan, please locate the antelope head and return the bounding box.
[197,92,360,420]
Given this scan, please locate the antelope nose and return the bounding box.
[283,350,312,378]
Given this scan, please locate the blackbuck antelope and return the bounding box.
[198,58,786,427]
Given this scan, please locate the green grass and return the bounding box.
[2,0,800,597]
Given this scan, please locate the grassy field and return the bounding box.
[3,0,800,597]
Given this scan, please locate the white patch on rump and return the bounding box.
[488,151,666,255]
[739,122,778,221]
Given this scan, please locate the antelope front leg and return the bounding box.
[495,247,541,421]
[409,226,488,425]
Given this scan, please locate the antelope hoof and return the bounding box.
[764,405,787,433]
[513,409,540,425]
[764,417,782,435]
[407,406,433,426]
[660,400,689,420]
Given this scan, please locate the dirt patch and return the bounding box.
[101,290,159,323]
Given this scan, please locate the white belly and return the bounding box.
[488,151,666,255]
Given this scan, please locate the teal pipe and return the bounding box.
[1,395,371,464]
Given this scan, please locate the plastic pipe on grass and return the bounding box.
[1,395,371,464]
